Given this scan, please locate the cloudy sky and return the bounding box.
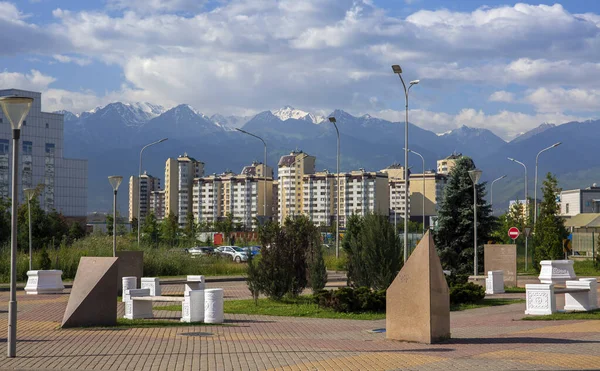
[1,0,600,140]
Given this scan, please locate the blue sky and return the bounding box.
[2,0,600,140]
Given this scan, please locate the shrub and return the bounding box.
[449,282,485,305]
[315,287,386,313]
[39,248,52,270]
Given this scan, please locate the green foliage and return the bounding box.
[246,254,261,304]
[315,287,386,313]
[533,173,568,267]
[16,197,69,251]
[434,157,496,276]
[141,211,160,246]
[0,198,11,246]
[39,247,52,270]
[215,213,234,244]
[105,213,114,236]
[183,212,197,244]
[449,282,485,305]
[160,212,179,246]
[343,213,403,290]
[68,222,86,243]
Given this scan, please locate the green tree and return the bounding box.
[343,214,403,290]
[284,215,324,296]
[106,214,114,236]
[161,212,179,246]
[183,212,197,244]
[533,173,568,266]
[142,211,160,246]
[216,213,234,244]
[130,217,138,237]
[433,157,495,276]
[68,222,86,242]
[0,197,11,246]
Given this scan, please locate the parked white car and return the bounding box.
[215,246,249,263]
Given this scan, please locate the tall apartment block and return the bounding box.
[0,89,87,219]
[437,153,463,175]
[164,153,204,225]
[408,171,448,226]
[302,171,336,227]
[193,162,274,228]
[381,164,410,223]
[150,190,166,220]
[277,151,316,224]
[128,172,161,223]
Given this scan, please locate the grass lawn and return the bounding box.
[504,287,526,293]
[523,309,600,321]
[154,297,524,320]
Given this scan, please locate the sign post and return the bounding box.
[508,227,520,241]
[524,227,531,271]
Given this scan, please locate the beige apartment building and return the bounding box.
[381,164,410,223]
[277,151,316,223]
[164,153,205,225]
[408,171,448,226]
[193,162,274,229]
[437,153,463,175]
[128,172,161,223]
[149,190,166,220]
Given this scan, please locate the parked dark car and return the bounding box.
[242,246,261,257]
[187,246,215,256]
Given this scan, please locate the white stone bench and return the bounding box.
[485,270,505,294]
[141,277,161,296]
[25,270,65,295]
[525,278,598,315]
[124,288,207,323]
[184,275,205,296]
[538,260,576,284]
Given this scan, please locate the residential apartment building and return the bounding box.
[277,151,316,223]
[128,172,161,223]
[0,89,87,218]
[149,190,165,220]
[437,153,463,175]
[560,186,600,216]
[302,171,336,227]
[337,170,389,227]
[381,164,410,224]
[164,153,204,225]
[193,162,274,229]
[508,199,531,220]
[408,171,448,226]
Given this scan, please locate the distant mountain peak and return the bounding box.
[510,122,557,144]
[272,106,323,124]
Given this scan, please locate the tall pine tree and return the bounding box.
[533,173,568,266]
[433,157,495,276]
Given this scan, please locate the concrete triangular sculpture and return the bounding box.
[61,257,119,328]
[386,231,450,343]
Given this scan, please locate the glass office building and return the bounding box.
[0,89,87,218]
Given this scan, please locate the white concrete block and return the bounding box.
[181,290,205,323]
[525,283,556,315]
[124,289,152,320]
[141,277,161,296]
[24,270,65,295]
[185,275,206,295]
[538,260,576,284]
[122,277,137,302]
[564,278,598,312]
[485,270,505,295]
[204,288,224,324]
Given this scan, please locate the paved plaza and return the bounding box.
[1,278,600,370]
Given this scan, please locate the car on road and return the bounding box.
[242,246,261,257]
[187,246,215,257]
[215,245,249,263]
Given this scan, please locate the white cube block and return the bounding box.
[124,289,152,320]
[141,277,161,296]
[564,278,598,312]
[181,290,205,323]
[539,260,576,284]
[525,283,556,315]
[122,277,137,302]
[204,288,224,324]
[185,275,206,295]
[485,270,505,294]
[24,270,65,295]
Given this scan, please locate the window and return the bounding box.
[22,141,32,155]
[22,120,26,126]
[566,203,569,214]
[0,139,8,155]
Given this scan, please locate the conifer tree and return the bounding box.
[533,173,568,265]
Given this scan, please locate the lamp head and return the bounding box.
[108,175,123,191]
[391,65,403,74]
[468,169,483,184]
[23,188,37,201]
[409,80,420,85]
[159,138,168,143]
[0,96,34,130]
[328,117,336,123]
[552,142,561,148]
[507,157,515,162]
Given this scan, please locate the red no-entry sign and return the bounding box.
[508,227,520,240]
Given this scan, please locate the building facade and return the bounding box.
[437,153,463,175]
[149,190,165,220]
[0,89,87,217]
[128,172,161,223]
[381,164,409,224]
[164,153,204,225]
[408,171,448,226]
[301,171,336,227]
[560,186,600,216]
[277,151,316,223]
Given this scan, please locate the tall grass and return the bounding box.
[0,235,246,283]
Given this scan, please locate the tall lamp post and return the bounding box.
[328,117,341,259]
[23,188,38,271]
[534,143,561,225]
[405,148,425,235]
[235,129,268,222]
[468,169,482,277]
[108,176,123,257]
[490,175,506,213]
[392,64,419,263]
[138,138,168,247]
[508,157,528,214]
[0,95,33,358]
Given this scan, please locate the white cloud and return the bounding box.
[53,54,91,66]
[0,69,56,91]
[526,87,600,113]
[489,91,515,103]
[107,0,207,14]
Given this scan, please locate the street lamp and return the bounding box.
[23,188,37,271]
[468,169,482,277]
[405,148,425,236]
[0,95,33,358]
[490,175,506,213]
[138,138,168,247]
[328,117,341,259]
[508,157,528,215]
[108,176,123,257]
[236,129,268,223]
[534,142,561,225]
[392,64,419,263]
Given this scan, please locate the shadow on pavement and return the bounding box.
[446,337,600,345]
